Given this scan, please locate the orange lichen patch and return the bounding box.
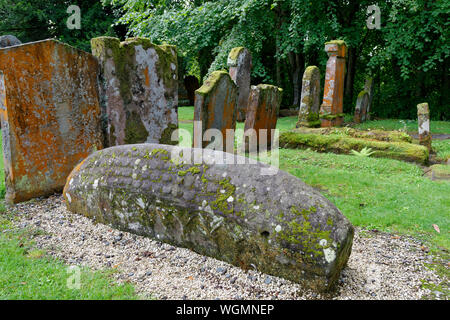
[244,84,283,149]
[0,39,103,204]
[320,40,347,128]
[193,71,237,151]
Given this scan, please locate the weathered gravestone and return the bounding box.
[297,66,321,128]
[0,35,21,48]
[417,102,432,152]
[319,40,347,127]
[63,144,354,292]
[228,47,252,122]
[91,37,178,147]
[0,39,102,204]
[193,71,237,151]
[364,78,374,120]
[244,84,283,150]
[353,91,369,123]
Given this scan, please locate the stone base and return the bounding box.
[320,116,343,128]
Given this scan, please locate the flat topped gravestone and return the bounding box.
[227,47,252,122]
[297,66,321,128]
[63,144,354,292]
[244,84,283,150]
[91,37,179,147]
[194,71,238,151]
[0,39,102,204]
[319,40,347,127]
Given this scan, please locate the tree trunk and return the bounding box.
[289,52,303,107]
[344,46,357,112]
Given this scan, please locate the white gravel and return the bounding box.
[6,195,448,300]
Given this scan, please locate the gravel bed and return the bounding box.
[6,195,447,300]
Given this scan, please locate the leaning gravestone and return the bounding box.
[193,71,238,151]
[0,39,102,204]
[63,144,354,292]
[417,102,432,152]
[0,35,21,48]
[91,37,178,147]
[244,84,283,150]
[354,91,369,123]
[297,66,321,128]
[228,47,252,122]
[319,40,347,127]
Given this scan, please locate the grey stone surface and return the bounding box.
[91,37,178,147]
[0,35,21,48]
[64,144,354,292]
[297,66,321,128]
[228,47,252,122]
[354,91,370,123]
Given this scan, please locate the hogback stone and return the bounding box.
[194,71,238,151]
[0,39,102,204]
[91,37,178,147]
[64,144,354,292]
[297,66,321,128]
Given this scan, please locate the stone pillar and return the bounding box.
[0,35,21,48]
[244,84,283,150]
[364,78,374,120]
[319,40,347,127]
[194,71,237,151]
[0,39,103,204]
[297,66,321,128]
[354,91,369,123]
[227,47,252,122]
[91,37,179,147]
[417,103,432,152]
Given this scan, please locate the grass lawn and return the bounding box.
[178,106,450,250]
[0,106,448,299]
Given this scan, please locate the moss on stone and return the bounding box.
[195,71,231,96]
[280,131,429,164]
[325,40,347,47]
[227,47,245,67]
[124,111,149,144]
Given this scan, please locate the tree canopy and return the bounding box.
[0,0,448,119]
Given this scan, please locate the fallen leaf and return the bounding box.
[432,224,440,233]
[391,236,400,239]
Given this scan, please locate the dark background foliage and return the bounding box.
[0,0,448,120]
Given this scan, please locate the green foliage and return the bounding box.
[108,0,449,119]
[0,0,118,51]
[350,147,375,157]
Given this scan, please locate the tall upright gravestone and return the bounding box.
[0,39,103,204]
[364,78,374,120]
[227,47,252,122]
[194,71,237,151]
[297,66,321,128]
[417,103,432,152]
[319,40,347,127]
[244,84,283,150]
[354,91,369,123]
[91,37,179,147]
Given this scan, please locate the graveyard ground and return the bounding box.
[0,108,448,299]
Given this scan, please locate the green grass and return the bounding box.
[433,140,450,162]
[177,106,450,250]
[0,218,138,299]
[353,118,450,135]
